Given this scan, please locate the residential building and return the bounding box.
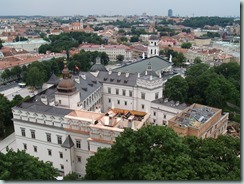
[79,44,132,62]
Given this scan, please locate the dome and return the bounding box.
[90,64,108,72]
[57,78,76,93]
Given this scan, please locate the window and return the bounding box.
[6,146,9,152]
[141,92,145,99]
[108,98,111,103]
[59,152,63,158]
[116,89,119,95]
[124,101,127,106]
[163,120,167,126]
[60,164,64,170]
[33,146,37,152]
[164,114,167,119]
[122,90,126,96]
[108,87,111,94]
[154,111,156,116]
[48,149,52,156]
[57,136,62,144]
[153,119,156,123]
[21,128,26,137]
[155,92,159,99]
[30,130,35,139]
[129,91,133,97]
[77,156,81,162]
[117,100,120,105]
[76,140,81,148]
[59,100,61,104]
[46,133,51,142]
[23,143,27,150]
[142,104,145,109]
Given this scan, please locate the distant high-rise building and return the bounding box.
[168,9,173,17]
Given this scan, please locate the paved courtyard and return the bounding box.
[0,85,37,101]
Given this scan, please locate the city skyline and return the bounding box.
[0,0,240,17]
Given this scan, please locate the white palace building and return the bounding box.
[10,55,188,177]
[4,35,228,178]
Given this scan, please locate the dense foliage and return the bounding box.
[164,75,189,103]
[0,150,58,180]
[181,17,235,28]
[202,32,221,38]
[181,42,192,49]
[85,126,240,180]
[39,32,104,54]
[0,95,29,139]
[0,39,3,49]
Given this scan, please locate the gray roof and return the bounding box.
[90,64,108,72]
[113,56,172,73]
[96,71,138,87]
[13,72,102,114]
[61,135,74,148]
[14,101,72,116]
[46,73,60,85]
[149,35,159,40]
[152,98,188,110]
[77,72,102,100]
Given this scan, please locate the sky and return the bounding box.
[0,0,240,17]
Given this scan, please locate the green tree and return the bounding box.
[26,67,44,88]
[1,69,11,82]
[204,75,239,108]
[130,36,139,42]
[116,54,124,63]
[11,65,22,80]
[63,172,80,180]
[194,57,202,64]
[164,75,189,103]
[0,150,58,180]
[181,42,192,49]
[0,39,3,49]
[85,126,240,180]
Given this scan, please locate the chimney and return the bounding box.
[108,69,112,75]
[80,73,86,80]
[159,72,162,78]
[150,75,153,80]
[137,72,140,78]
[145,70,148,75]
[125,72,129,77]
[131,121,135,130]
[118,72,121,76]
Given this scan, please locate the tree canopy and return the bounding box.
[85,126,240,180]
[164,75,189,103]
[181,42,192,49]
[0,150,58,180]
[181,17,235,28]
[38,32,104,54]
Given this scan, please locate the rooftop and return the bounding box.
[113,56,172,73]
[171,103,220,128]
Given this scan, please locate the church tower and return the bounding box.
[147,35,159,58]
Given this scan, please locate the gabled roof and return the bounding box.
[61,135,74,148]
[46,73,60,85]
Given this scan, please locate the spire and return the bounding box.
[62,58,70,79]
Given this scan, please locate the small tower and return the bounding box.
[147,35,159,58]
